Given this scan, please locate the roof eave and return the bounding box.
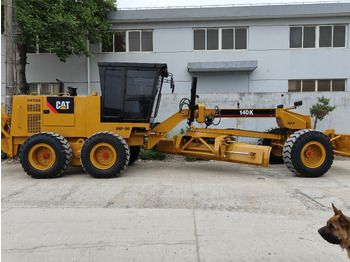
[108,3,350,24]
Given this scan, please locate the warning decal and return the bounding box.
[218,109,276,118]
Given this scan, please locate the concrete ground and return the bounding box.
[1,158,350,262]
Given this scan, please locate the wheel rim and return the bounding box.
[28,143,56,170]
[301,141,326,168]
[90,143,117,170]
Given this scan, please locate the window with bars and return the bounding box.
[289,25,346,48]
[102,30,153,53]
[29,83,59,94]
[288,79,346,92]
[194,27,248,51]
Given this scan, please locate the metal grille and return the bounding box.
[27,104,41,112]
[26,98,41,133]
[27,98,41,103]
[27,114,41,133]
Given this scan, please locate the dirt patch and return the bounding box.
[1,156,19,165]
[334,155,350,161]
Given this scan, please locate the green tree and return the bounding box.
[309,96,336,130]
[15,0,116,94]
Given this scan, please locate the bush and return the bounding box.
[309,96,336,130]
[185,156,209,162]
[139,146,166,161]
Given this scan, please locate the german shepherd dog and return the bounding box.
[318,204,350,259]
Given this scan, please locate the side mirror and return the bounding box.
[294,101,302,107]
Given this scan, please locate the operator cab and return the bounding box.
[98,62,174,123]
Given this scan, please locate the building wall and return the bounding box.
[157,92,350,137]
[26,53,88,94]
[1,5,349,133]
[3,9,349,96]
[95,16,350,94]
[1,35,6,101]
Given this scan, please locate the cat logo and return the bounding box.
[56,101,70,110]
[47,97,74,114]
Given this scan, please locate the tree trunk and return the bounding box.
[313,118,318,130]
[16,43,30,94]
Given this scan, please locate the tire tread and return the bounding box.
[19,132,72,179]
[81,131,130,178]
[282,129,333,177]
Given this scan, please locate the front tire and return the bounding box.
[283,129,334,177]
[19,132,72,178]
[81,132,130,178]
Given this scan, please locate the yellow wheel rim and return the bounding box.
[301,141,326,168]
[90,143,117,170]
[28,143,56,170]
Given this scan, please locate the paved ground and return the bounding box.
[1,158,350,262]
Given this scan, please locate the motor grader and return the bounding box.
[1,62,349,179]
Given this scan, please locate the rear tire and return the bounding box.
[128,146,141,166]
[81,132,130,178]
[19,132,72,178]
[283,129,333,177]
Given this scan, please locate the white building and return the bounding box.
[2,3,350,133]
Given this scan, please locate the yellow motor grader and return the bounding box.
[1,63,349,179]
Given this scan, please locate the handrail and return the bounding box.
[48,92,71,96]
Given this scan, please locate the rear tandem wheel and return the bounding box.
[80,132,130,178]
[282,129,334,177]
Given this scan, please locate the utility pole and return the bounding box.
[5,0,15,114]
